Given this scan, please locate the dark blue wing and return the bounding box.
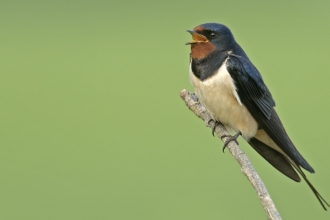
[226,54,314,173]
[226,54,275,119]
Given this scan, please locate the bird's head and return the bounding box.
[186,23,236,60]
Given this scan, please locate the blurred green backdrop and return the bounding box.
[1,0,330,219]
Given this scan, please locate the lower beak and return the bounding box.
[186,30,208,45]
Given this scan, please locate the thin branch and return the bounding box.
[180,89,282,220]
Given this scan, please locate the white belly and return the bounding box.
[189,60,258,140]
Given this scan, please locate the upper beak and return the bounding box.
[185,30,208,45]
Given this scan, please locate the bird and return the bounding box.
[186,22,329,210]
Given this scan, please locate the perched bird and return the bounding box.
[186,23,329,210]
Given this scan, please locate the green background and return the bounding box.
[1,0,330,219]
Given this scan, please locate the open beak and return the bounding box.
[185,30,208,45]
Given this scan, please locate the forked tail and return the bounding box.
[296,166,330,210]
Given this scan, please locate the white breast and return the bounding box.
[189,59,258,140]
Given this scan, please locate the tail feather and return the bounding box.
[294,166,330,211]
[249,136,330,210]
[249,137,300,182]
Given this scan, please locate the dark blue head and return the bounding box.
[187,23,244,59]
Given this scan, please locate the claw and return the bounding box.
[221,131,242,152]
[207,119,222,136]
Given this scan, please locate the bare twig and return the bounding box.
[180,89,282,220]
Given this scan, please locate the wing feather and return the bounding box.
[226,54,314,173]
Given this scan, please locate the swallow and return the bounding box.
[186,23,329,210]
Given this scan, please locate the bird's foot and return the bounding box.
[191,93,199,102]
[221,131,242,152]
[207,119,222,136]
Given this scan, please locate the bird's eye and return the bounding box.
[210,32,217,38]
